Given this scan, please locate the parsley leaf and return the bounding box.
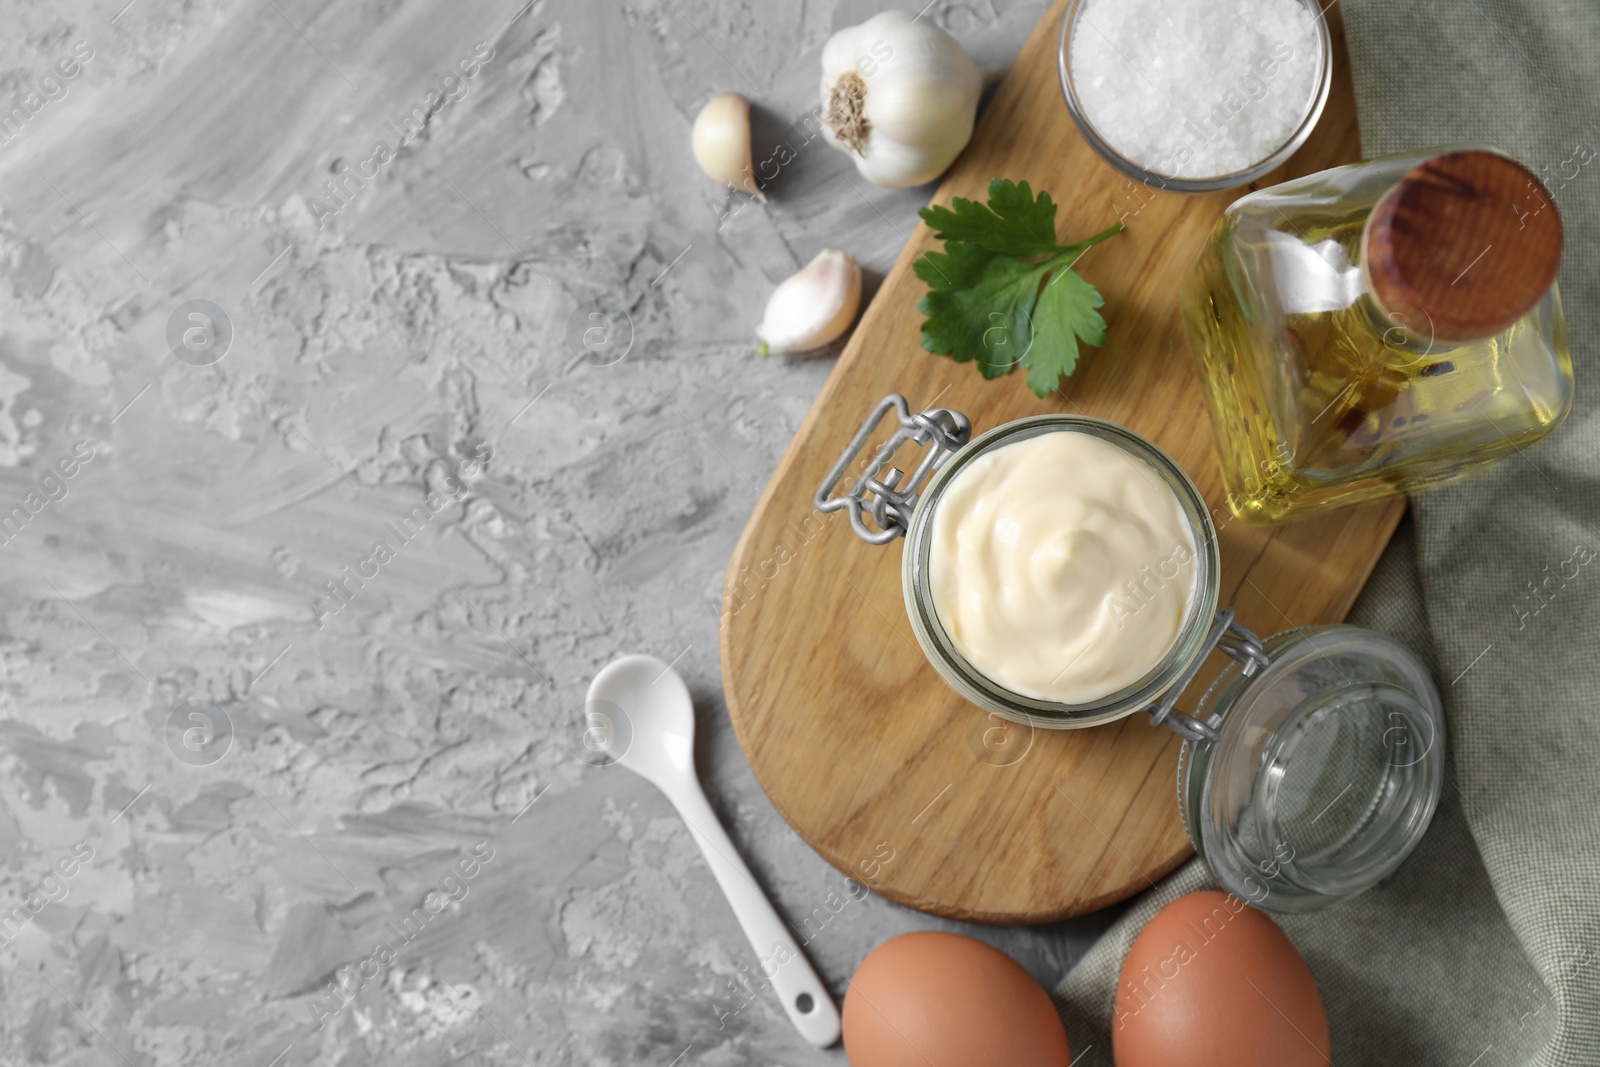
[1026,267,1108,396]
[918,256,1054,379]
[914,179,1121,398]
[918,179,1063,258]
[912,240,999,291]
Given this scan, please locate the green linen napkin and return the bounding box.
[1053,3,1600,1064]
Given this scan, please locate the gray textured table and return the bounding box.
[0,0,1114,1062]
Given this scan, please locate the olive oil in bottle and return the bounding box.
[1182,146,1572,524]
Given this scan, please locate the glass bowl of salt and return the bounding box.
[1057,0,1332,193]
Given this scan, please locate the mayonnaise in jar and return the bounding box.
[927,430,1199,704]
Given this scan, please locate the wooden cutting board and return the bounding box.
[720,1,1404,923]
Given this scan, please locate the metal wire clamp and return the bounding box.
[814,394,972,545]
[1148,609,1270,743]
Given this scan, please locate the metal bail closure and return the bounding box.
[815,393,972,545]
[1146,609,1268,743]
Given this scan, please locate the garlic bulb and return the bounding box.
[756,250,862,355]
[819,11,982,189]
[692,92,765,201]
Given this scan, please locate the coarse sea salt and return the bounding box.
[1068,0,1321,180]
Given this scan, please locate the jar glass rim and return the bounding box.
[902,415,1222,729]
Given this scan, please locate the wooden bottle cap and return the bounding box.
[1363,149,1562,343]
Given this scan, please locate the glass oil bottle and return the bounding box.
[1181,146,1573,524]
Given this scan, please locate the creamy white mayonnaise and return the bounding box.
[927,430,1199,704]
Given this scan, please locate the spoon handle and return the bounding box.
[667,780,842,1048]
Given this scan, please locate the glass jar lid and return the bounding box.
[1178,625,1445,912]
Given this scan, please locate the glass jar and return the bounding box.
[1182,145,1573,523]
[817,394,1444,911]
[905,413,1222,731]
[1055,0,1333,193]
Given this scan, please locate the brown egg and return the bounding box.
[843,931,1071,1066]
[1114,892,1330,1067]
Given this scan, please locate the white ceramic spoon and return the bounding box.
[585,654,841,1048]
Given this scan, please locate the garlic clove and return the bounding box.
[755,250,862,355]
[691,92,765,202]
